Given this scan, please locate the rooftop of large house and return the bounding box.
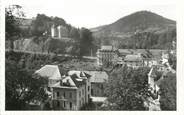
[124,54,143,62]
[68,70,91,79]
[118,49,133,56]
[98,45,117,51]
[118,49,165,59]
[50,74,87,89]
[35,65,91,88]
[35,65,62,80]
[84,71,108,83]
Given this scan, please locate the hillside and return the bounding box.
[13,37,78,54]
[91,11,176,38]
[91,11,176,49]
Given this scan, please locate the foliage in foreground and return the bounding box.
[159,73,176,110]
[5,52,49,110]
[104,66,150,110]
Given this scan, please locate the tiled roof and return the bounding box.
[118,49,132,55]
[35,65,61,80]
[84,71,108,83]
[68,70,91,79]
[91,96,107,102]
[50,74,86,88]
[70,74,86,87]
[50,81,78,89]
[101,46,113,50]
[124,54,143,62]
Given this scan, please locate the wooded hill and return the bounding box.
[91,11,176,49]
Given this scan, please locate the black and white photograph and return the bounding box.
[1,0,183,113]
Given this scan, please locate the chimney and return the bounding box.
[60,80,63,86]
[66,79,70,86]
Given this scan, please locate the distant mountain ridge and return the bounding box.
[91,11,176,38]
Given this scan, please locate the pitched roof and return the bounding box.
[50,81,78,89]
[101,46,113,50]
[70,74,86,87]
[118,49,132,55]
[84,71,108,83]
[91,96,107,102]
[50,73,86,88]
[124,54,143,62]
[68,70,91,79]
[35,65,61,80]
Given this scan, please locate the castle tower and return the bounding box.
[57,25,61,38]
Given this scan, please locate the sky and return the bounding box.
[5,0,177,28]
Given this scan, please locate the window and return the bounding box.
[63,92,65,98]
[88,95,90,101]
[57,92,60,97]
[79,91,81,97]
[70,102,72,109]
[82,89,84,95]
[80,101,82,107]
[91,89,94,95]
[101,84,103,89]
[69,92,72,98]
[63,101,66,107]
[57,101,60,107]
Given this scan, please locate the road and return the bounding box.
[6,49,97,60]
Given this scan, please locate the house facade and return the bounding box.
[124,54,144,68]
[97,46,118,66]
[50,71,91,110]
[35,65,91,110]
[84,71,108,97]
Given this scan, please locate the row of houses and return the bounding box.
[97,45,169,69]
[34,65,108,110]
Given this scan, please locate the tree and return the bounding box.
[69,27,80,39]
[79,28,94,56]
[159,73,176,110]
[5,53,48,110]
[31,14,52,36]
[168,52,176,70]
[5,5,25,50]
[104,66,150,110]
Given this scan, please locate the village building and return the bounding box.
[161,52,169,64]
[35,65,63,87]
[118,49,133,58]
[50,71,91,110]
[35,65,91,110]
[96,45,118,66]
[124,54,144,68]
[84,71,108,97]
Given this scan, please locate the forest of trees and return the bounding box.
[95,28,176,50]
[159,72,176,110]
[102,66,151,110]
[5,52,52,110]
